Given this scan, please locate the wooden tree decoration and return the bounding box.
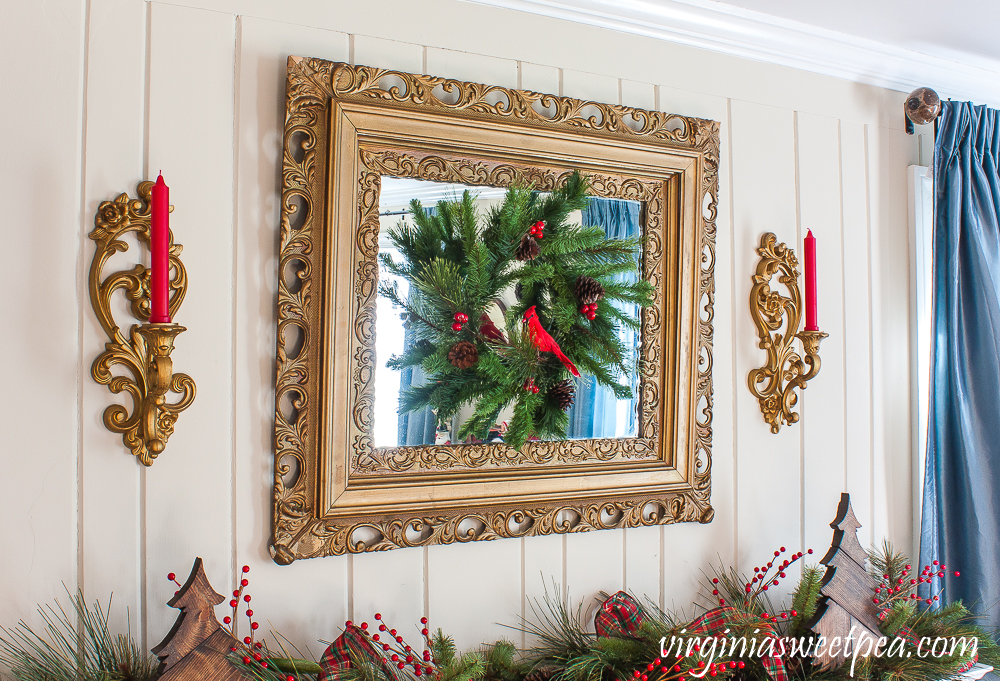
[807,493,883,671]
[152,557,243,681]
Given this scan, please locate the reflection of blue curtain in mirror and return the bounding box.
[566,198,641,439]
[396,207,439,446]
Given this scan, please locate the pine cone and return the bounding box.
[447,340,479,369]
[549,379,576,410]
[515,234,540,261]
[574,276,605,304]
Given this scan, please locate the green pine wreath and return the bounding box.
[378,171,654,450]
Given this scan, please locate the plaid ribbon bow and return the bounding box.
[595,591,645,638]
[688,606,787,681]
[318,624,398,681]
[893,625,919,647]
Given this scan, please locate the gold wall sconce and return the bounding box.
[88,181,196,465]
[748,232,827,433]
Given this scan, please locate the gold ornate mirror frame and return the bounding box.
[271,58,719,563]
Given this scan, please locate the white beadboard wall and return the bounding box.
[0,0,935,658]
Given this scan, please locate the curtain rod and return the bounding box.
[905,87,942,136]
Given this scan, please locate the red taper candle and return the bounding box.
[804,229,818,331]
[149,174,171,323]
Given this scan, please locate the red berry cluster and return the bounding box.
[872,559,958,608]
[579,302,599,320]
[743,546,812,601]
[451,312,469,332]
[523,377,540,393]
[629,651,746,681]
[168,565,276,676]
[228,566,266,666]
[529,220,545,239]
[348,613,436,677]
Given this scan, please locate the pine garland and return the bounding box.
[6,545,998,681]
[378,171,654,449]
[0,589,156,681]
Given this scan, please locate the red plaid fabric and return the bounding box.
[958,655,979,673]
[688,607,787,681]
[595,591,645,638]
[318,624,398,681]
[893,625,919,647]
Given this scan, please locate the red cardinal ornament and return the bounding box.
[523,306,580,376]
[478,313,508,343]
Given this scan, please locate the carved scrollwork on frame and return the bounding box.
[278,492,713,560]
[271,58,719,562]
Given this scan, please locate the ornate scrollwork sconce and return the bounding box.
[747,233,827,433]
[88,181,196,465]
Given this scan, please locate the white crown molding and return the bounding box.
[460,0,1000,107]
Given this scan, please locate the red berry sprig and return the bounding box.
[452,312,469,332]
[529,220,545,239]
[579,302,599,320]
[170,564,278,677]
[523,378,540,394]
[709,577,726,606]
[742,546,811,602]
[872,559,958,608]
[364,612,436,677]
[166,572,182,596]
[629,649,746,681]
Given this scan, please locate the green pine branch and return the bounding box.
[0,589,156,681]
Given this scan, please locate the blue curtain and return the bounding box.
[397,208,439,446]
[919,101,1000,629]
[566,197,641,439]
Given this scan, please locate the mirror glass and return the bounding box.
[373,176,642,448]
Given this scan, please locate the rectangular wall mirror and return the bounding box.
[270,58,719,563]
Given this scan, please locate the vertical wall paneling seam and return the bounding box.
[558,69,563,97]
[653,85,660,114]
[622,527,627,593]
[422,547,430,620]
[422,46,428,74]
[837,120,849,492]
[230,13,242,590]
[561,534,567,604]
[77,0,95,616]
[347,554,355,620]
[792,111,805,566]
[617,79,623,106]
[863,125,876,548]
[520,537,526,649]
[349,34,356,66]
[725,97,738,563]
[140,1,153,650]
[658,526,665,611]
[516,61,522,89]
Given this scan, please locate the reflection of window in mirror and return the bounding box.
[374,176,642,448]
[565,197,641,440]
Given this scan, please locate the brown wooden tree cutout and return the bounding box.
[152,557,243,681]
[805,493,882,671]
